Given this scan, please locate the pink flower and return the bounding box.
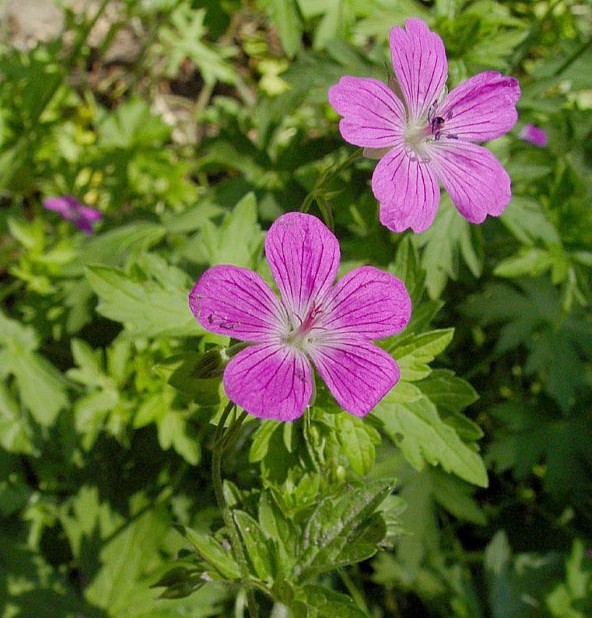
[519,124,548,147]
[42,195,102,234]
[189,212,411,421]
[328,18,520,233]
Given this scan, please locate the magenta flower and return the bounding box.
[519,124,548,147]
[189,212,411,421]
[42,195,102,234]
[328,18,520,233]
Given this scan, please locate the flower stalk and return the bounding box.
[300,148,363,218]
[211,402,259,618]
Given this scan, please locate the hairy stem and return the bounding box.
[553,35,592,77]
[338,568,369,613]
[300,148,363,217]
[212,403,258,618]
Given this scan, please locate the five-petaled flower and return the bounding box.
[328,18,520,233]
[42,195,102,235]
[189,212,411,421]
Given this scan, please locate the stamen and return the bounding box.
[284,304,324,348]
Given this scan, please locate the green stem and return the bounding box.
[300,148,363,215]
[212,403,259,618]
[508,0,563,73]
[338,568,369,613]
[552,35,592,77]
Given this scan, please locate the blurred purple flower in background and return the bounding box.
[519,124,548,147]
[328,18,520,233]
[42,195,102,234]
[189,212,412,421]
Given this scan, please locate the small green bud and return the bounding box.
[191,348,226,379]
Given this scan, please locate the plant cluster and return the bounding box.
[0,1,591,617]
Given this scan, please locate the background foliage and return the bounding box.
[0,0,591,616]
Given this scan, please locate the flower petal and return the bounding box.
[189,265,287,342]
[78,206,103,222]
[372,141,440,233]
[317,266,411,339]
[223,343,312,421]
[43,196,77,215]
[429,141,511,223]
[520,124,548,147]
[308,339,400,416]
[43,196,101,234]
[389,18,447,122]
[265,212,340,318]
[328,76,405,148]
[436,71,520,142]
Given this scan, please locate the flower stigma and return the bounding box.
[284,305,322,349]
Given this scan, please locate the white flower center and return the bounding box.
[403,120,433,161]
[283,304,322,349]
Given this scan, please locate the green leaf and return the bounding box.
[258,492,298,571]
[464,278,592,411]
[295,584,369,617]
[546,540,592,618]
[73,492,226,617]
[390,236,427,306]
[487,401,592,496]
[374,393,488,487]
[298,0,350,50]
[234,510,274,581]
[73,389,119,450]
[69,338,108,387]
[412,198,482,299]
[0,530,98,618]
[200,192,264,269]
[392,465,440,580]
[500,197,559,246]
[160,6,236,84]
[388,329,454,382]
[249,420,283,463]
[417,369,482,441]
[156,406,200,465]
[162,200,222,234]
[484,530,561,618]
[0,384,35,454]
[259,0,303,57]
[150,564,205,600]
[417,369,479,416]
[156,352,225,406]
[297,480,393,578]
[335,414,381,476]
[494,247,554,278]
[62,222,166,277]
[181,526,241,580]
[0,311,67,426]
[381,326,486,484]
[86,255,201,338]
[97,98,171,149]
[430,469,486,525]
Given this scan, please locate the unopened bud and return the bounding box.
[192,348,226,379]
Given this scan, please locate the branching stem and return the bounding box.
[300,148,363,218]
